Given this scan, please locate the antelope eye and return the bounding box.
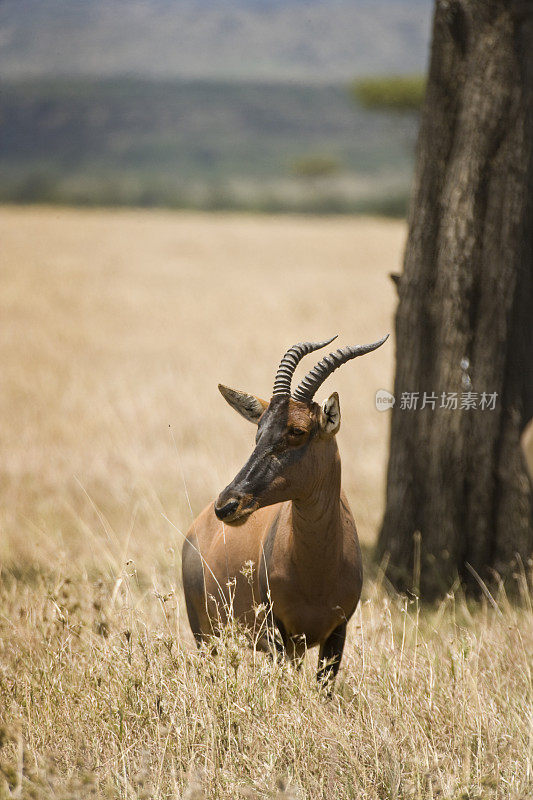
[288,427,306,438]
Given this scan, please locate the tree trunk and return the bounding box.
[377,0,533,598]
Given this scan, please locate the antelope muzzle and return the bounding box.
[214,489,259,524]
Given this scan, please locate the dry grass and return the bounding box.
[0,207,532,799]
[1,571,532,799]
[0,206,400,570]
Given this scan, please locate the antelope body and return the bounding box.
[182,335,387,686]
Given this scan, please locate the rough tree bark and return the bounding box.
[377,0,533,597]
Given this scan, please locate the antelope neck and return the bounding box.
[289,442,342,570]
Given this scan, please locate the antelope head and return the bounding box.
[214,335,388,525]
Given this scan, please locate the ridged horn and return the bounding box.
[292,334,389,402]
[272,336,338,396]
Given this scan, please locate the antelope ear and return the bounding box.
[319,392,341,436]
[218,384,268,424]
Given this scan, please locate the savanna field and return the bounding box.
[0,207,532,799]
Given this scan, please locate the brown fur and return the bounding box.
[182,394,363,681]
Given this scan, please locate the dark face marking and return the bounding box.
[214,395,319,524]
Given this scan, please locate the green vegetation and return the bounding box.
[351,75,426,112]
[0,78,417,215]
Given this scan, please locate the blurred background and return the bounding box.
[0,0,430,215]
[3,8,533,797]
[0,0,431,576]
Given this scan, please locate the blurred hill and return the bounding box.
[0,78,417,214]
[0,0,431,82]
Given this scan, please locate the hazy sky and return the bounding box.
[0,0,432,81]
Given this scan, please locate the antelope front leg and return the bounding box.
[317,621,347,691]
[267,618,307,670]
[265,615,287,662]
[268,618,306,666]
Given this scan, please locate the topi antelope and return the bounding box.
[182,334,388,688]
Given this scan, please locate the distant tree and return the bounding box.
[351,75,425,113]
[377,0,533,598]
